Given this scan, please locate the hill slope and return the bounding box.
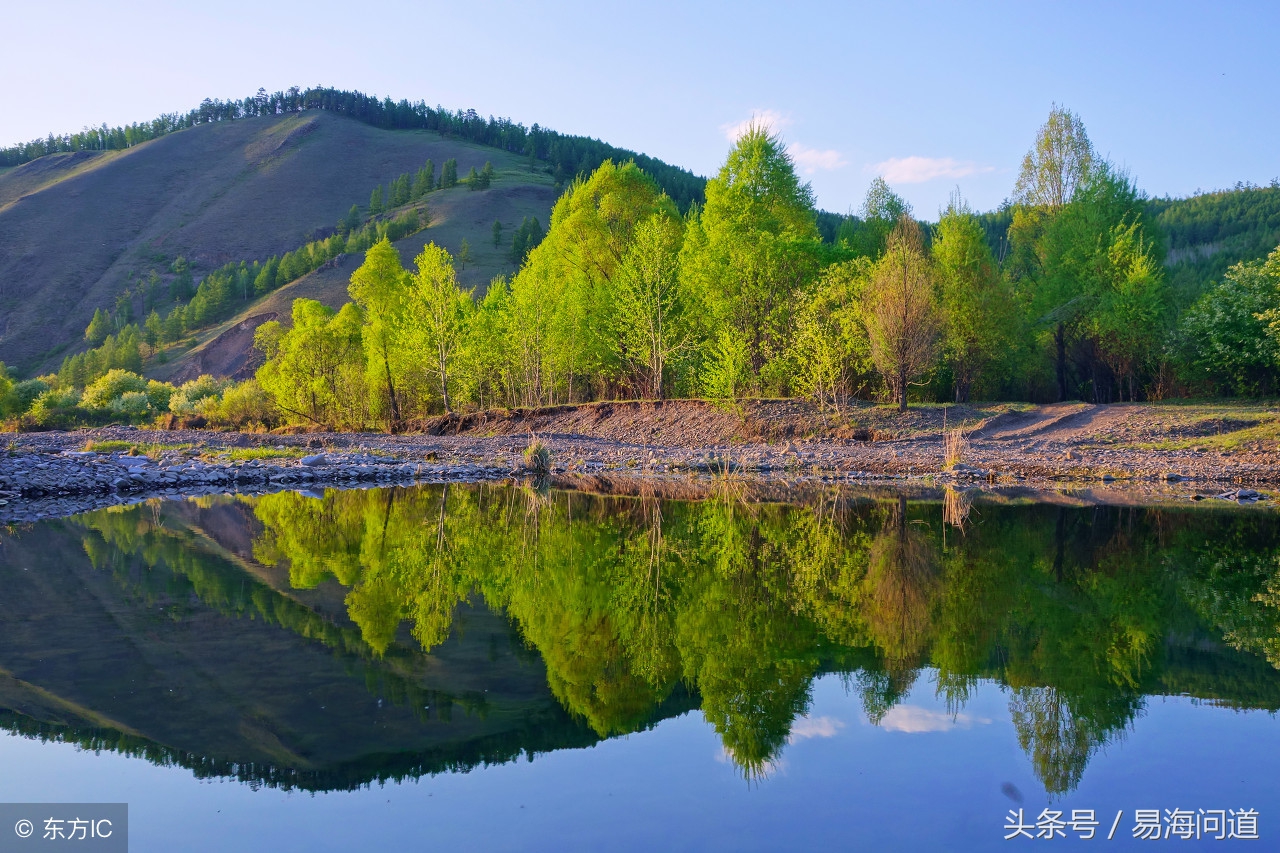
[0,111,558,374]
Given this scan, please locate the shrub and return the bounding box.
[81,369,148,409]
[110,391,153,417]
[5,378,48,417]
[210,380,278,428]
[170,374,230,415]
[26,387,83,428]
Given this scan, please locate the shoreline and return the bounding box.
[0,415,1274,522]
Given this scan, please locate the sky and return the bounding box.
[3,0,1277,217]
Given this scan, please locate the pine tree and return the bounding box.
[441,159,458,189]
[369,185,385,215]
[492,220,504,248]
[85,309,111,345]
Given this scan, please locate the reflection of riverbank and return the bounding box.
[0,448,1273,527]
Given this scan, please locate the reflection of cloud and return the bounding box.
[871,156,994,184]
[789,715,846,743]
[789,143,847,173]
[880,705,992,733]
[721,109,792,141]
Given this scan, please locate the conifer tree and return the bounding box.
[85,308,111,345]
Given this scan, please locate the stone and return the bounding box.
[300,453,328,466]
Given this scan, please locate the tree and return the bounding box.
[680,123,823,395]
[348,238,410,429]
[492,220,504,248]
[508,160,678,401]
[369,185,385,215]
[1014,105,1095,210]
[143,310,163,348]
[255,300,366,429]
[613,212,688,398]
[458,239,472,270]
[412,163,434,199]
[933,192,1015,402]
[852,177,912,258]
[441,159,458,189]
[390,173,411,207]
[789,259,873,412]
[406,244,472,412]
[1179,247,1280,395]
[865,217,939,411]
[85,308,111,345]
[1009,106,1096,400]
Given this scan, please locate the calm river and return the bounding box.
[0,485,1276,850]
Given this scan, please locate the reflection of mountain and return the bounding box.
[0,508,693,791]
[1,488,1279,794]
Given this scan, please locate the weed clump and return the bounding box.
[524,436,552,474]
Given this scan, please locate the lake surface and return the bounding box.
[1,484,1277,850]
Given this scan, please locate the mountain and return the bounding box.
[0,109,564,375]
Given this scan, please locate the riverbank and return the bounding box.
[0,399,1276,522]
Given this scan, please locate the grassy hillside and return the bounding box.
[0,111,558,375]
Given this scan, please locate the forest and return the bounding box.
[3,106,1280,431]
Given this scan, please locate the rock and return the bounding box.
[300,454,328,466]
[1164,472,1183,482]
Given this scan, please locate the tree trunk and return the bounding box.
[898,372,908,412]
[1055,323,1068,402]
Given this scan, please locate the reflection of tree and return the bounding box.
[865,496,939,668]
[1009,686,1142,795]
[236,488,1280,792]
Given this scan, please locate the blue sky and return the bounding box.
[4,0,1277,217]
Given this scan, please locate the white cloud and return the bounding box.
[788,715,846,743]
[721,109,792,141]
[789,143,847,173]
[879,705,992,733]
[871,156,994,185]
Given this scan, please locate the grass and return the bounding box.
[220,447,308,462]
[523,437,552,474]
[85,439,195,458]
[944,429,970,467]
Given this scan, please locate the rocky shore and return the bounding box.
[0,411,1275,523]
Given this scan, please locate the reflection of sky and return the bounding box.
[0,672,1277,851]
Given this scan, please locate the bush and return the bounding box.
[26,387,83,428]
[170,374,230,415]
[209,379,277,428]
[81,369,148,409]
[110,391,153,417]
[5,378,48,417]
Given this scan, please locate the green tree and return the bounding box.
[492,220,504,248]
[441,159,458,189]
[613,212,688,397]
[407,244,472,412]
[143,310,163,348]
[84,308,111,345]
[390,173,411,207]
[348,238,411,429]
[680,124,823,395]
[255,299,367,429]
[1179,247,1280,395]
[865,217,939,411]
[1014,105,1095,210]
[458,239,472,270]
[933,193,1016,402]
[369,185,385,215]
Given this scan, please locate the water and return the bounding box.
[0,484,1277,850]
